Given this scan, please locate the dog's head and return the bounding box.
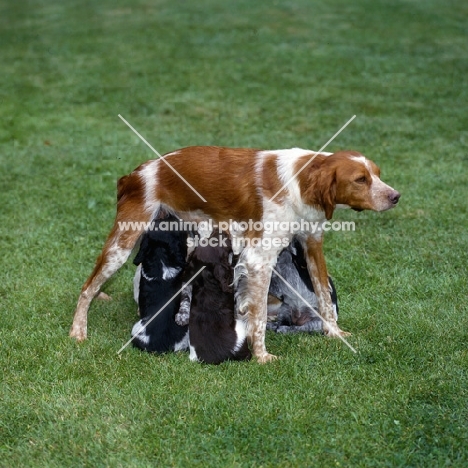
[300,151,400,219]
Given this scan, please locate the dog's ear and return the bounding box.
[302,158,336,220]
[133,232,149,265]
[214,264,233,293]
[317,168,336,220]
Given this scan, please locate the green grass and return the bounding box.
[1,0,467,466]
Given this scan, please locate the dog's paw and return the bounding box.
[256,353,278,364]
[323,321,351,337]
[69,326,87,341]
[96,291,112,301]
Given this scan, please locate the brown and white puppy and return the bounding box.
[70,146,400,363]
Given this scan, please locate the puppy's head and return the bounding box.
[134,219,188,278]
[189,231,233,292]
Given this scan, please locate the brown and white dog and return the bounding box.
[69,146,400,363]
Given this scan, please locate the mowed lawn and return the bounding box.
[1,0,467,466]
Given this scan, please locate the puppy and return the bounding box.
[186,230,251,364]
[267,238,339,334]
[131,210,189,353]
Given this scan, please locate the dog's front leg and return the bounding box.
[237,246,279,363]
[303,235,351,337]
[248,267,276,363]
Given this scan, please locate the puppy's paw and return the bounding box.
[175,310,189,327]
[276,326,298,334]
[266,322,278,332]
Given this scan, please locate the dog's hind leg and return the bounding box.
[70,171,158,341]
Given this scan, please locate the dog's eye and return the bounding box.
[354,176,367,184]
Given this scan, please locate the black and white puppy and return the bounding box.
[267,237,339,334]
[131,210,189,353]
[186,230,251,364]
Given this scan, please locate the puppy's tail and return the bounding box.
[233,261,250,318]
[231,319,252,361]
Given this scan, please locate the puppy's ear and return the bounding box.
[133,232,150,265]
[291,237,306,262]
[173,239,188,268]
[288,242,297,256]
[182,252,195,279]
[214,264,233,293]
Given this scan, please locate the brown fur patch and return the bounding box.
[154,147,263,223]
[261,153,287,201]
